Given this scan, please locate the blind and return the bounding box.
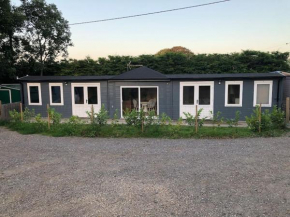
[256,84,270,104]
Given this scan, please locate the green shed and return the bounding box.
[0,84,21,104]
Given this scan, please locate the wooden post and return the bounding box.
[20,103,23,122]
[259,103,262,133]
[195,105,198,133]
[286,97,290,124]
[91,105,94,122]
[47,104,50,130]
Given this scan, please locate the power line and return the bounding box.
[69,0,230,26]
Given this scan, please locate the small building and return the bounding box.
[17,67,285,120]
[0,84,21,104]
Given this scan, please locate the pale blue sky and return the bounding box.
[12,0,290,59]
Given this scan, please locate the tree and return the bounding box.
[156,46,194,56]
[20,0,72,76]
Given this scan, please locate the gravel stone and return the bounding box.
[0,127,290,216]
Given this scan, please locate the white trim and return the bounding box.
[27,83,42,105]
[0,89,12,103]
[49,83,64,106]
[253,80,273,107]
[120,86,159,118]
[225,81,243,107]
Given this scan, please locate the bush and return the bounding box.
[211,111,224,128]
[111,109,119,127]
[9,109,21,122]
[145,110,156,126]
[226,111,241,130]
[123,109,140,126]
[159,112,172,126]
[23,108,35,123]
[270,106,285,129]
[183,109,205,128]
[246,106,272,132]
[48,108,62,125]
[87,104,109,126]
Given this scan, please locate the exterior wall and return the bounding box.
[108,81,172,118]
[283,77,290,108]
[22,81,108,118]
[21,77,283,120]
[214,78,281,120]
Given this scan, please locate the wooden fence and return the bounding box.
[0,101,21,120]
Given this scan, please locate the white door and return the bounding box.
[71,83,101,117]
[180,82,214,119]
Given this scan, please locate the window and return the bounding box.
[27,83,42,105]
[74,87,84,104]
[49,83,64,105]
[253,80,273,107]
[183,86,194,105]
[225,81,243,107]
[199,86,210,105]
[88,87,98,104]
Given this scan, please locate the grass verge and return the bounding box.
[0,121,288,139]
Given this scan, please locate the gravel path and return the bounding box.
[0,127,290,217]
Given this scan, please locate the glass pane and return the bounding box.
[257,84,270,104]
[74,87,84,104]
[199,86,210,105]
[88,87,98,104]
[122,88,139,115]
[51,86,61,103]
[183,86,194,105]
[140,88,157,115]
[29,86,39,103]
[227,85,240,104]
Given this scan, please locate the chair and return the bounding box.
[132,99,138,110]
[147,98,156,112]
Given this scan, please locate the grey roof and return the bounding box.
[17,68,285,82]
[112,66,168,80]
[166,72,284,80]
[18,75,114,82]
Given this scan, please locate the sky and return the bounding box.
[12,0,290,59]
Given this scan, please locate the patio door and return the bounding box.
[180,82,214,119]
[121,86,158,118]
[71,83,101,117]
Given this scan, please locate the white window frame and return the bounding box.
[225,81,243,107]
[27,83,42,106]
[253,80,273,107]
[120,86,159,118]
[49,83,64,106]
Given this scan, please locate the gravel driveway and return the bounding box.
[0,127,290,217]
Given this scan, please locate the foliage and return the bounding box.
[183,109,205,128]
[48,108,62,125]
[145,110,156,126]
[123,109,140,126]
[111,109,119,127]
[35,113,44,123]
[226,111,241,130]
[156,46,194,56]
[9,109,21,122]
[211,111,224,128]
[159,112,172,126]
[20,0,72,75]
[95,104,109,126]
[270,106,285,129]
[246,107,272,132]
[23,108,35,122]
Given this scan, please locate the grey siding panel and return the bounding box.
[214,79,280,120]
[172,81,180,120]
[283,77,290,106]
[23,81,108,118]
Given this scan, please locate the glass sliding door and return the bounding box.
[121,86,158,117]
[140,88,158,115]
[122,88,139,116]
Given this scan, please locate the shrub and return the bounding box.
[48,108,62,125]
[226,111,241,130]
[23,108,35,123]
[111,109,119,127]
[9,109,21,122]
[35,113,44,124]
[159,113,172,126]
[211,111,224,128]
[124,109,140,126]
[183,109,205,128]
[95,104,109,126]
[270,106,285,129]
[145,110,156,126]
[246,106,272,132]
